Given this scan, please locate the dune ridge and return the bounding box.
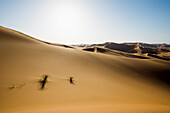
[0,26,74,48]
[75,42,170,61]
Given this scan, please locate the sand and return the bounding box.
[0,26,170,113]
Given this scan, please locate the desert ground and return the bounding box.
[0,26,170,113]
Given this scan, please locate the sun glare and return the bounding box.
[40,1,88,40]
[56,2,83,30]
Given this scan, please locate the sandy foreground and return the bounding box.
[0,26,170,113]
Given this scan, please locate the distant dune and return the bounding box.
[75,42,170,61]
[0,26,170,113]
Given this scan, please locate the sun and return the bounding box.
[56,2,83,30]
[41,1,86,38]
[35,0,91,43]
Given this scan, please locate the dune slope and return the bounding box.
[0,26,170,113]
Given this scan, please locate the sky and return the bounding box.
[0,0,170,44]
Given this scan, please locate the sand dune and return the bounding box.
[75,42,170,61]
[0,26,74,49]
[83,46,149,59]
[0,26,170,113]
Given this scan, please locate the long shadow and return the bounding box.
[148,53,170,61]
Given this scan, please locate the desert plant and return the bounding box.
[39,75,48,89]
[69,77,74,84]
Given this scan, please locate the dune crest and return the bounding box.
[75,42,170,61]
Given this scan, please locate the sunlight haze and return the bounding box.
[0,0,170,44]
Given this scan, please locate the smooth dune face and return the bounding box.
[0,26,170,113]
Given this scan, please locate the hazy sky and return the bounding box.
[0,0,170,44]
